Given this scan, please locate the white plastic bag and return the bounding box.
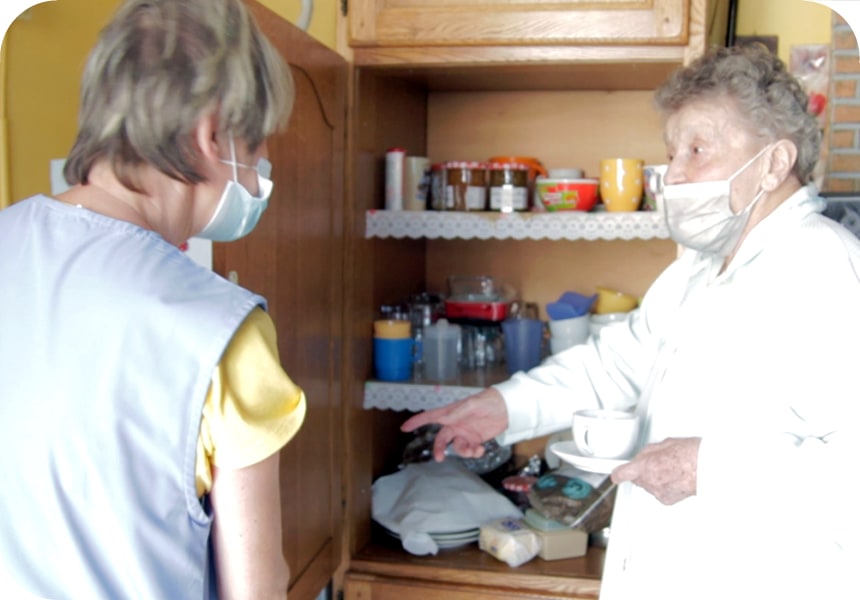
[372,459,523,555]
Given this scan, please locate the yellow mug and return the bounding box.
[600,158,644,212]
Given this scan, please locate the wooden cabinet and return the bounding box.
[348,0,693,49]
[218,2,729,599]
[344,0,729,69]
[216,4,347,599]
[340,2,726,599]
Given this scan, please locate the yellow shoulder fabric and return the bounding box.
[195,307,306,497]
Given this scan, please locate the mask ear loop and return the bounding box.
[228,135,239,181]
[727,143,773,184]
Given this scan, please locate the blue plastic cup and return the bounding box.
[373,337,413,381]
[502,318,544,375]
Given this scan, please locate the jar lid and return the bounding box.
[487,161,530,171]
[443,160,487,169]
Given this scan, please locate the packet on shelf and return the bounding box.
[478,518,541,567]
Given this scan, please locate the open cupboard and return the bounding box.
[218,1,729,598]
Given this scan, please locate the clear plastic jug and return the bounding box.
[423,318,461,381]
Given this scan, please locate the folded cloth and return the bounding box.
[546,291,596,320]
[372,459,523,555]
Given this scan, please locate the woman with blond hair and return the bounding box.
[0,0,305,597]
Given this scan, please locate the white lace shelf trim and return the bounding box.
[363,381,484,412]
[365,209,669,241]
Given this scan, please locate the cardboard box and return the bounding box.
[525,523,589,561]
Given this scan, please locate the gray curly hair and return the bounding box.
[655,44,821,183]
[64,0,294,192]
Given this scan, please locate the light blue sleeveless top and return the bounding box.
[0,195,265,599]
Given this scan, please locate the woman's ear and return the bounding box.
[763,140,798,191]
[193,113,222,162]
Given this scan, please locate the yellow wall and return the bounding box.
[736,0,833,65]
[0,0,835,206]
[257,0,337,50]
[0,0,336,207]
[2,0,117,207]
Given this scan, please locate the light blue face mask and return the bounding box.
[195,137,274,242]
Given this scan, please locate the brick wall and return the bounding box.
[824,15,860,192]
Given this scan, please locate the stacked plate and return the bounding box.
[383,526,480,549]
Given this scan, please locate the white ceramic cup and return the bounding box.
[548,314,590,340]
[572,409,640,459]
[588,311,629,335]
[550,335,580,355]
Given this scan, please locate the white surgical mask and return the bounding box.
[196,136,274,242]
[662,144,772,256]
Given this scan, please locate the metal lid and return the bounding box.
[443,160,487,169]
[487,161,530,171]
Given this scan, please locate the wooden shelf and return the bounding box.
[351,530,604,598]
[365,210,669,241]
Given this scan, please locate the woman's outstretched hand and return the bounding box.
[401,387,509,462]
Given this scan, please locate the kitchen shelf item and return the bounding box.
[444,298,509,321]
[444,161,488,211]
[445,275,512,322]
[487,161,530,212]
[365,209,669,241]
[535,177,600,212]
[423,319,461,381]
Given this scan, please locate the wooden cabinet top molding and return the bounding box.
[349,0,691,48]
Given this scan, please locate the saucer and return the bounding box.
[550,441,629,474]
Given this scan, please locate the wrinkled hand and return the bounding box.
[400,388,508,462]
[611,437,701,505]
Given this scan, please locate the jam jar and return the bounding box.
[444,161,487,211]
[428,163,446,210]
[487,162,530,212]
[488,156,547,210]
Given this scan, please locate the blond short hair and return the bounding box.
[64,0,294,191]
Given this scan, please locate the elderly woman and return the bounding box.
[0,0,305,598]
[403,44,860,599]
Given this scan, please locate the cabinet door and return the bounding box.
[215,3,347,599]
[348,0,691,48]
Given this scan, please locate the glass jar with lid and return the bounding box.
[444,161,487,211]
[487,162,530,212]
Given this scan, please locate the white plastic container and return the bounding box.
[385,147,406,210]
[423,318,461,381]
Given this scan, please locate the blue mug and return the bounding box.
[373,337,413,381]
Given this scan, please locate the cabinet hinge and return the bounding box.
[340,0,347,17]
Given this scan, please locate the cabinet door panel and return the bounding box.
[349,0,688,47]
[215,3,347,599]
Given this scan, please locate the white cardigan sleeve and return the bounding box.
[494,255,693,446]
